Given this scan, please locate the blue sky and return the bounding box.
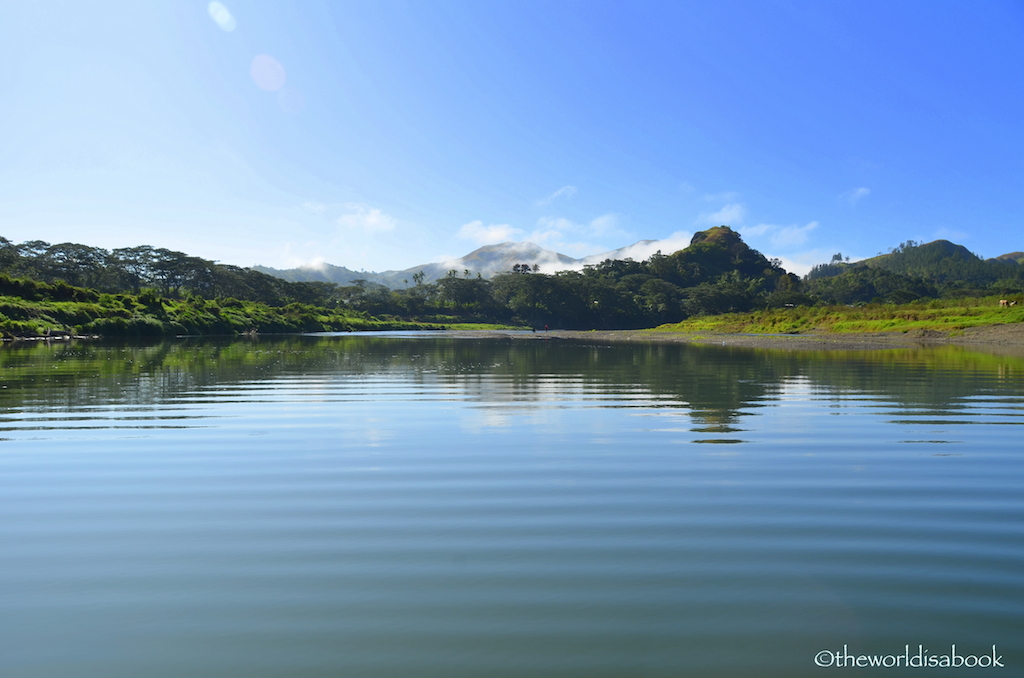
[2,1,1022,275]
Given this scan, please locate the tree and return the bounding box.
[112,246,159,292]
[40,243,109,289]
[0,237,19,270]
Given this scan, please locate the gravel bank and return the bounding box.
[458,323,1024,355]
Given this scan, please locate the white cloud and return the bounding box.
[454,212,641,273]
[605,231,693,261]
[458,220,523,245]
[842,187,870,204]
[525,229,566,247]
[281,242,328,270]
[301,201,327,216]
[701,203,746,225]
[299,257,328,272]
[534,213,619,237]
[521,213,624,257]
[741,223,771,237]
[742,221,819,248]
[536,231,695,273]
[534,216,575,234]
[536,185,577,206]
[769,248,849,277]
[336,203,397,233]
[770,221,818,247]
[588,213,618,235]
[651,231,694,255]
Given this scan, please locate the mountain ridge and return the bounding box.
[255,239,671,288]
[254,235,1024,290]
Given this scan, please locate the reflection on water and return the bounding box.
[1,334,1023,677]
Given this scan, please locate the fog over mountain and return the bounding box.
[255,238,687,288]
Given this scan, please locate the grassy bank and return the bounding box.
[0,290,448,338]
[653,295,1024,335]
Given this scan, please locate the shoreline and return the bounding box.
[5,323,1024,356]
[500,323,1024,354]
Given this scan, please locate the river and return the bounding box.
[2,333,1022,676]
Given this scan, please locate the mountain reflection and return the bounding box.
[1,335,1021,429]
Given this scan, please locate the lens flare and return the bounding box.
[207,2,236,31]
[250,55,286,91]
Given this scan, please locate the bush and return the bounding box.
[80,316,168,337]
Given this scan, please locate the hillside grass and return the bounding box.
[0,293,447,338]
[652,296,1024,335]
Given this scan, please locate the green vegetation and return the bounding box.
[807,239,1024,301]
[0,277,449,338]
[1,229,1022,339]
[654,295,1024,335]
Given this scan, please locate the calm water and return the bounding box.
[1,333,1022,677]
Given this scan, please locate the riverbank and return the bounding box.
[491,322,1024,353]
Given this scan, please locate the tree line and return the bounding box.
[0,237,339,307]
[2,229,1022,335]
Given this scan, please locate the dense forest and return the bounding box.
[1,228,1022,338]
[805,239,1024,304]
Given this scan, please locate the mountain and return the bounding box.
[257,239,679,288]
[856,239,1017,286]
[387,241,579,284]
[992,251,1024,265]
[252,262,393,287]
[860,239,977,269]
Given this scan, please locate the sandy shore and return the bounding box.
[476,322,1024,354]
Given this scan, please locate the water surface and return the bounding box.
[2,334,1022,676]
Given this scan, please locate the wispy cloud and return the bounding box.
[457,212,635,267]
[538,231,695,273]
[700,203,746,225]
[534,213,619,235]
[298,257,328,272]
[588,213,617,235]
[590,231,693,262]
[528,213,623,251]
[280,242,328,270]
[536,185,577,207]
[336,203,397,233]
[742,221,818,248]
[301,201,327,216]
[772,250,830,277]
[772,221,818,247]
[458,220,523,245]
[842,187,871,205]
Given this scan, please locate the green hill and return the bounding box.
[855,240,1019,289]
[992,251,1024,265]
